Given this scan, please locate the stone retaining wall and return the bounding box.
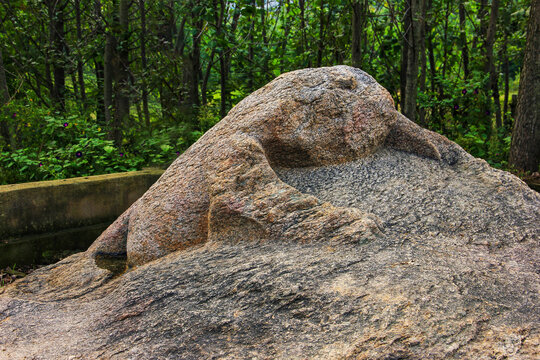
[0,169,163,266]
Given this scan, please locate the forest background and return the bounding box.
[0,0,538,184]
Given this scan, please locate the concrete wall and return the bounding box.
[0,169,163,267]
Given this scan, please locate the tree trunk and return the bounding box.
[0,49,10,106]
[75,0,86,105]
[0,47,16,149]
[93,0,106,125]
[247,0,255,92]
[485,0,501,128]
[219,55,228,118]
[260,0,269,80]
[188,0,203,111]
[473,0,488,51]
[502,7,510,128]
[402,0,424,121]
[400,0,411,112]
[157,3,180,120]
[351,0,367,68]
[201,48,216,106]
[509,0,540,172]
[316,0,325,67]
[175,17,186,56]
[190,17,203,109]
[94,59,106,125]
[214,0,225,117]
[104,32,114,132]
[437,0,451,132]
[418,0,428,126]
[43,19,54,101]
[48,0,67,110]
[139,0,150,128]
[158,84,170,120]
[70,67,79,103]
[441,1,450,80]
[280,0,291,73]
[299,0,308,67]
[54,1,66,110]
[217,2,240,118]
[110,0,131,146]
[459,0,469,79]
[426,4,436,95]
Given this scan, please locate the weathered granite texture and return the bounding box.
[0,66,539,359]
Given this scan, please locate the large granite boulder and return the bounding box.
[1,66,539,359]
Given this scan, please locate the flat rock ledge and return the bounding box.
[0,67,539,359]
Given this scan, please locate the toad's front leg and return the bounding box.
[205,135,382,245]
[386,114,468,165]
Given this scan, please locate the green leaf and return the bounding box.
[160,144,172,152]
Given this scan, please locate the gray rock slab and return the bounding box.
[1,149,538,359]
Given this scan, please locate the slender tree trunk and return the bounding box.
[54,1,66,110]
[351,0,367,68]
[280,0,291,73]
[441,1,450,80]
[0,50,9,105]
[94,59,105,125]
[48,0,67,110]
[75,0,86,105]
[502,39,510,126]
[218,4,240,118]
[201,48,215,106]
[400,0,411,111]
[158,84,169,120]
[30,68,45,106]
[139,0,150,128]
[157,5,181,119]
[459,0,470,79]
[175,17,186,56]
[260,0,269,79]
[418,1,428,126]
[299,0,308,66]
[219,55,228,118]
[402,0,424,121]
[0,49,11,106]
[70,68,79,102]
[316,0,325,67]
[110,0,131,146]
[509,0,540,172]
[0,47,16,149]
[94,0,106,125]
[426,5,436,95]
[214,0,225,117]
[485,0,501,128]
[502,6,510,128]
[104,31,114,131]
[247,0,255,91]
[473,0,488,51]
[42,18,54,101]
[436,0,451,132]
[190,16,203,109]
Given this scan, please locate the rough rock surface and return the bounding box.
[1,66,539,359]
[88,65,462,267]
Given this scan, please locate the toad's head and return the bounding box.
[252,66,399,167]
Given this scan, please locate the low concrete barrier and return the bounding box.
[0,169,164,267]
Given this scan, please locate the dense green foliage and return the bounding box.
[0,0,532,184]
